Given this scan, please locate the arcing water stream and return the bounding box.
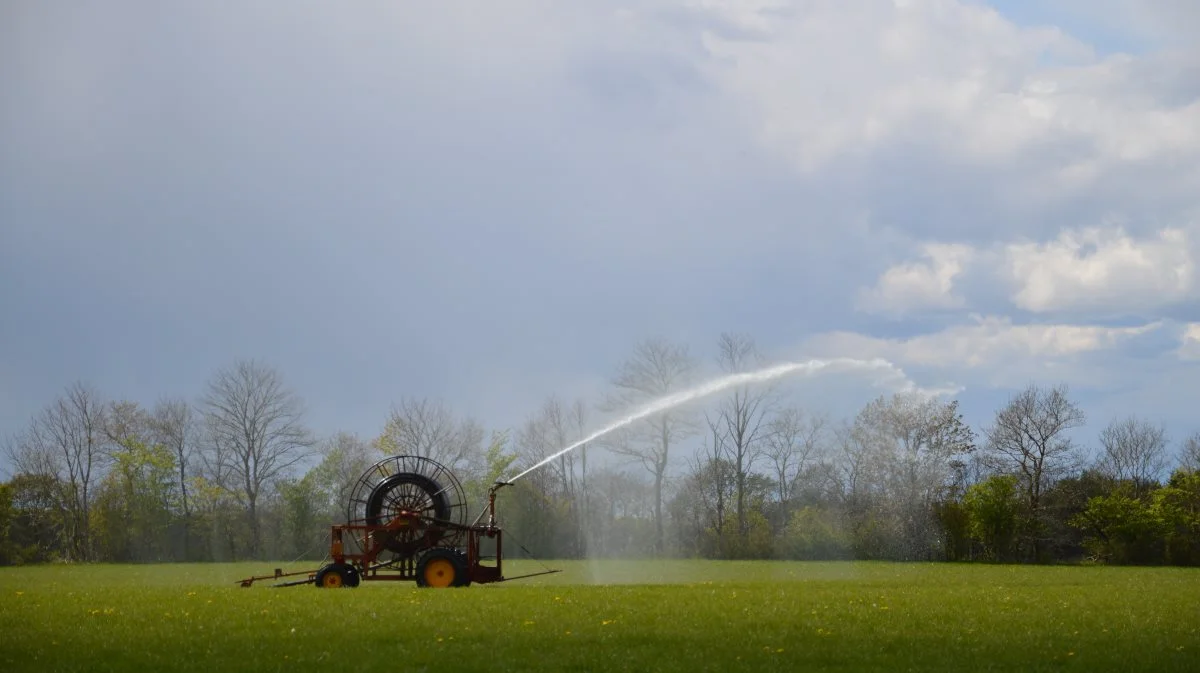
[504,356,911,483]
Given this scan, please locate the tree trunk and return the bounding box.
[654,468,665,556]
[654,419,670,555]
[736,464,746,536]
[179,459,190,560]
[248,494,260,559]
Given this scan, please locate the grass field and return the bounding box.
[1,559,1197,672]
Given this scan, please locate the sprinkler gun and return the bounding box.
[487,480,512,529]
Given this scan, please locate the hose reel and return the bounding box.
[345,454,469,557]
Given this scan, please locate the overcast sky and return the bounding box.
[2,0,1199,476]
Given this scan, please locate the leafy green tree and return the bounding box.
[278,473,326,560]
[962,475,1023,561]
[932,498,971,561]
[1071,486,1166,565]
[1152,469,1200,565]
[705,507,773,559]
[776,506,852,560]
[4,473,66,563]
[93,436,178,562]
[1039,469,1117,562]
[188,474,243,562]
[0,483,15,564]
[307,432,375,523]
[467,430,518,502]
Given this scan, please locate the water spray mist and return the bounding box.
[504,356,914,483]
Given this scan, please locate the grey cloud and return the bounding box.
[0,1,874,450]
[3,0,1200,468]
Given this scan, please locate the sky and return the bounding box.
[2,0,1199,477]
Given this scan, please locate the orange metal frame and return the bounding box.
[237,483,534,587]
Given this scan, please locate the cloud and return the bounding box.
[684,0,1200,249]
[691,0,1200,171]
[796,314,1200,441]
[855,223,1198,318]
[1178,323,1200,360]
[3,0,1200,467]
[1006,226,1195,313]
[857,243,974,315]
[802,315,1162,383]
[692,0,1093,170]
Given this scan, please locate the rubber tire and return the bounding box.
[314,563,357,589]
[415,548,468,588]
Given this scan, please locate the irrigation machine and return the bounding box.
[237,455,559,589]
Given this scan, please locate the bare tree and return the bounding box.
[1177,432,1200,473]
[689,420,735,545]
[150,397,198,554]
[5,428,59,479]
[832,419,871,511]
[541,396,576,499]
[18,382,109,560]
[568,398,591,551]
[602,337,698,555]
[509,396,595,557]
[375,397,483,470]
[201,360,313,558]
[982,383,1085,561]
[762,406,827,525]
[529,395,592,554]
[707,333,776,535]
[1096,416,1170,493]
[513,406,558,524]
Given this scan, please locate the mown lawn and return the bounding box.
[0,559,1196,672]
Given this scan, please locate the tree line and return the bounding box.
[3,334,1199,566]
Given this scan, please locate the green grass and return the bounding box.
[1,559,1197,672]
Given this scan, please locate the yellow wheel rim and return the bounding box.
[424,558,456,588]
[322,572,343,588]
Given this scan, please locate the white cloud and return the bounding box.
[796,315,1200,436]
[686,0,1200,214]
[854,224,1197,317]
[804,315,1161,371]
[1006,226,1194,313]
[1178,323,1200,360]
[857,243,974,315]
[693,0,1086,171]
